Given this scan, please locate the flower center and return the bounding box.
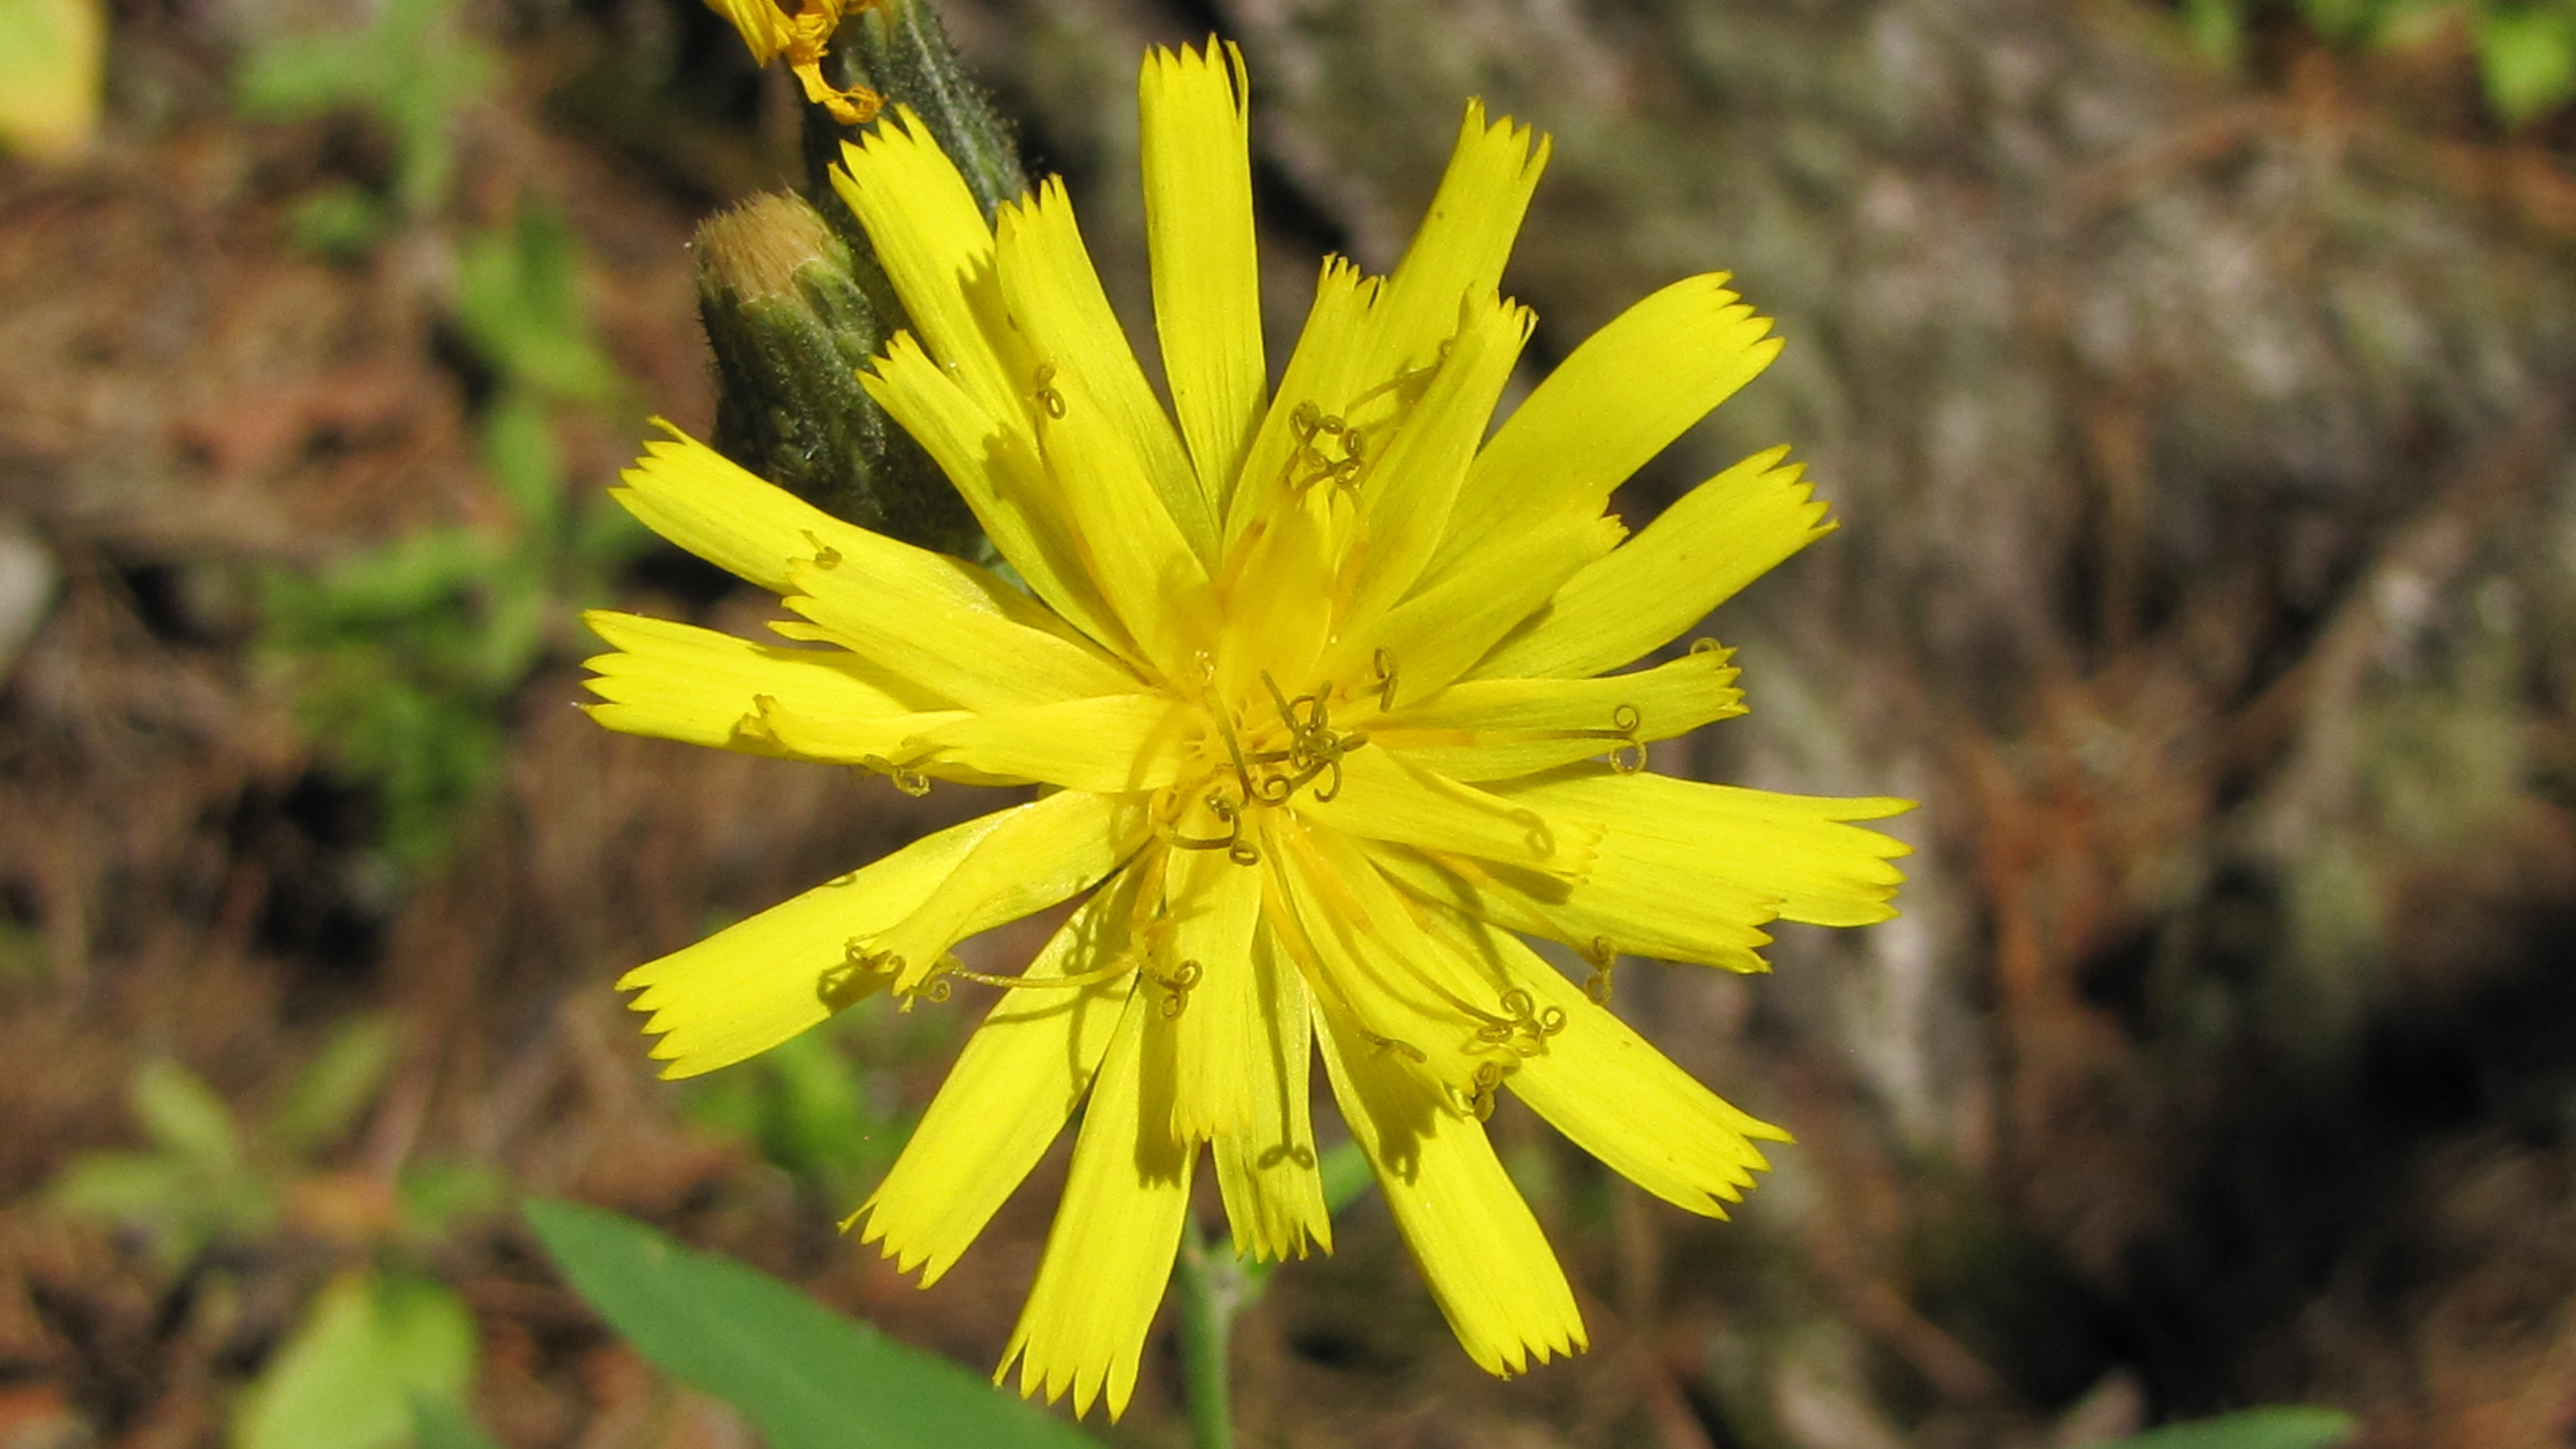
[1163,669,1375,866]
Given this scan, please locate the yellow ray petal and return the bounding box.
[1311,991,1585,1377]
[580,621,995,788]
[1496,765,1911,928]
[1371,645,1743,782]
[899,694,1203,794]
[985,318,1220,681]
[1298,747,1597,880]
[1432,275,1780,578]
[610,421,892,597]
[1322,509,1624,709]
[861,790,1153,995]
[1372,841,1781,975]
[1224,257,1380,555]
[1163,844,1265,1140]
[1212,924,1330,1260]
[998,178,1218,563]
[863,333,1136,657]
[726,691,975,782]
[701,0,793,62]
[1018,383,1218,680]
[1338,292,1532,629]
[617,810,1010,1078]
[1362,101,1550,387]
[1229,197,1536,588]
[580,610,930,755]
[747,694,1187,794]
[989,180,1218,673]
[1462,915,1789,1216]
[780,547,1139,711]
[1140,40,1265,513]
[1262,820,1520,1101]
[1000,990,1195,1420]
[612,424,1129,709]
[856,867,1146,1284]
[1472,447,1833,681]
[830,113,1022,422]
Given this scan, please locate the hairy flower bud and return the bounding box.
[820,0,1025,219]
[693,193,980,555]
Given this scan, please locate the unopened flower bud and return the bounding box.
[822,0,1025,218]
[693,192,981,555]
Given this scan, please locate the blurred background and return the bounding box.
[3,0,2574,1444]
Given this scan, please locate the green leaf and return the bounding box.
[286,184,389,260]
[46,1147,276,1265]
[48,1151,203,1222]
[271,1016,398,1157]
[477,388,566,544]
[409,1398,504,1449]
[462,553,551,688]
[280,529,497,627]
[231,0,495,214]
[2182,0,2245,65]
[453,207,622,404]
[233,1273,478,1449]
[2375,0,2472,51]
[2477,5,2576,123]
[394,1158,511,1240]
[570,496,651,572]
[48,1061,280,1259]
[524,1199,1105,1449]
[234,33,372,118]
[681,1029,912,1197]
[133,1059,245,1170]
[2293,0,2374,42]
[2088,1406,2360,1449]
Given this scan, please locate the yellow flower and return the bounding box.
[584,41,1910,1419]
[701,0,882,125]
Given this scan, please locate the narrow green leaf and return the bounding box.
[477,387,566,546]
[2089,1405,2359,1449]
[524,1199,1105,1449]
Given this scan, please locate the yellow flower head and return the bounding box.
[585,41,1909,1419]
[702,0,882,125]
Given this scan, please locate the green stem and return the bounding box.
[1174,1218,1236,1449]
